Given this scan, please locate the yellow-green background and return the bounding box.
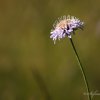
[0,0,100,100]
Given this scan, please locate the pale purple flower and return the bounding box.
[50,15,84,44]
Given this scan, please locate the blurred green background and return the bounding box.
[0,0,100,100]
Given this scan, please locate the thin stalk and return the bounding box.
[69,38,91,100]
[32,67,51,100]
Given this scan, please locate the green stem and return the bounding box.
[32,67,51,100]
[69,38,91,100]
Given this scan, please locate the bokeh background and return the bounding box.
[0,0,100,100]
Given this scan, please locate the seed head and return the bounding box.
[50,15,84,44]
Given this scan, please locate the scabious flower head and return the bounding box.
[50,15,84,44]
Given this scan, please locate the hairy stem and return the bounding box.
[69,38,91,100]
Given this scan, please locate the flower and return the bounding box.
[50,15,84,44]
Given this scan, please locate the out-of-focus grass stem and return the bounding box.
[32,67,51,100]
